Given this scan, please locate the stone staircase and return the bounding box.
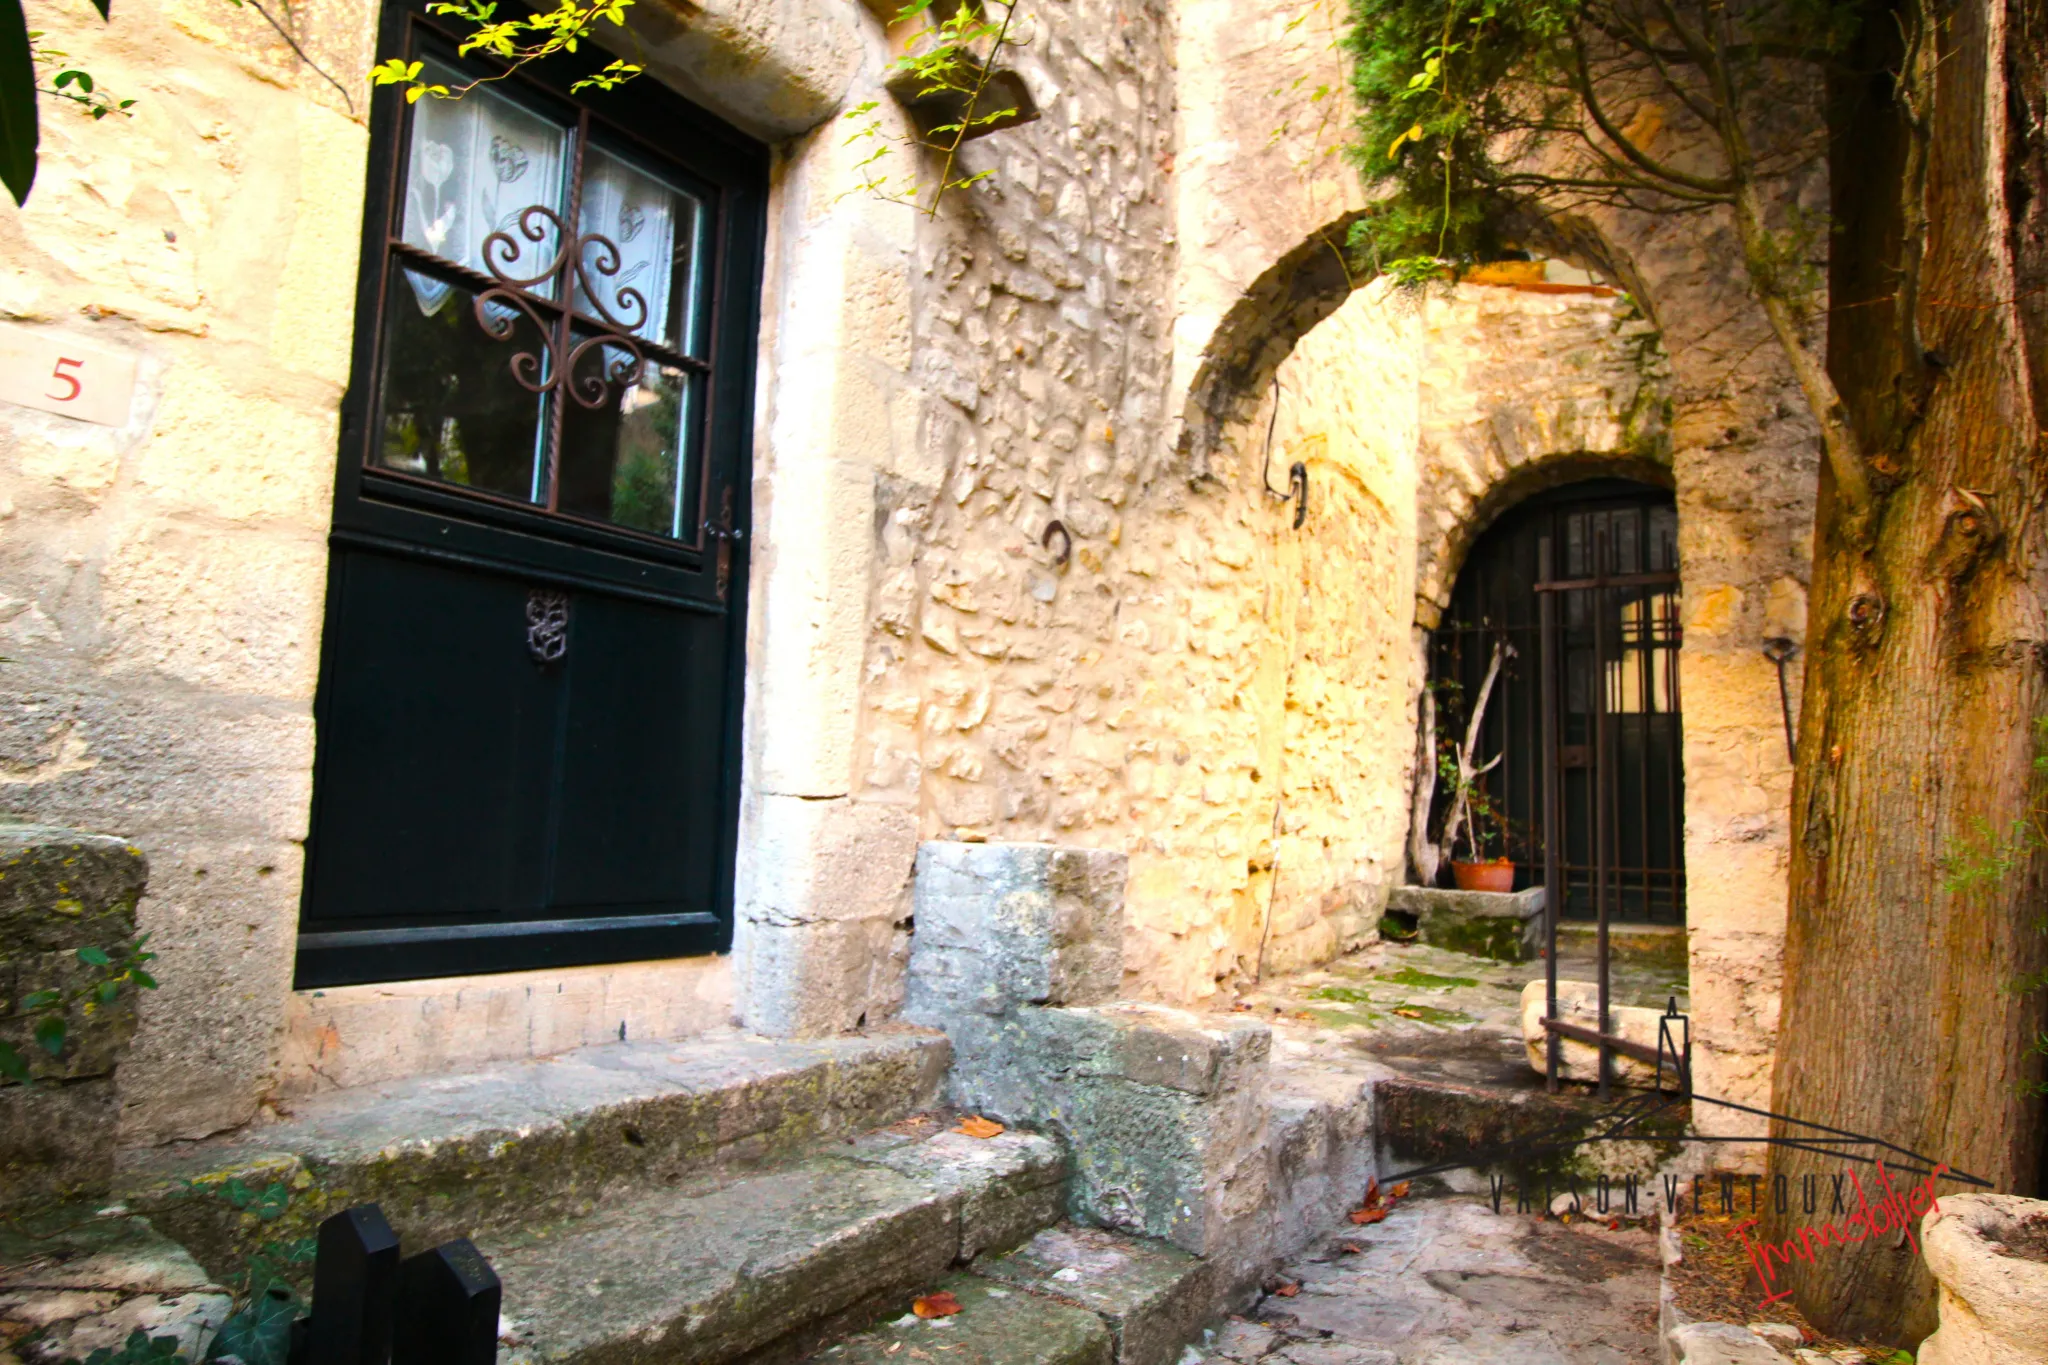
[110,1027,1213,1365]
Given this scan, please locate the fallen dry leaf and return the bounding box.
[1337,1241,1364,1255]
[887,1345,903,1356]
[1274,1282,1301,1298]
[953,1116,1005,1139]
[1387,1182,1410,1200]
[1347,1206,1388,1226]
[1393,1007,1424,1020]
[1363,1176,1381,1207]
[912,1292,964,1319]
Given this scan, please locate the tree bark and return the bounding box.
[1766,0,2048,1343]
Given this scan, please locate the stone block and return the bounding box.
[1918,1193,2048,1365]
[905,841,1128,1020]
[1519,980,1672,1089]
[936,1003,1271,1276]
[1385,885,1544,962]
[0,825,147,953]
[1,825,146,1213]
[0,1076,120,1210]
[1667,1322,1800,1365]
[973,1227,1215,1365]
[606,0,863,141]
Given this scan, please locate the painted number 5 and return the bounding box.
[47,356,83,403]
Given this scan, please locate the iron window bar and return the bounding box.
[363,29,740,560]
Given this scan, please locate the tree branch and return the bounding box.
[1731,178,1877,526]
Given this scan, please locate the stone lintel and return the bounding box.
[599,0,865,142]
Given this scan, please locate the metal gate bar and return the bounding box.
[1535,531,1680,1094]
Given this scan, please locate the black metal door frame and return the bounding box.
[294,1,767,989]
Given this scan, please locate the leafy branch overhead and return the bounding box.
[844,0,1034,217]
[371,0,645,102]
[1342,0,1886,531]
[1,0,123,206]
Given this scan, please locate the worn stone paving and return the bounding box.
[1221,937,1691,1103]
[1196,1188,1663,1365]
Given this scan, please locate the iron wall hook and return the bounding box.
[1042,519,1072,568]
[1288,462,1309,529]
[1762,636,1798,761]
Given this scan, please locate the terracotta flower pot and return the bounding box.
[1452,859,1515,892]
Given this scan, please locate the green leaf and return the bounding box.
[21,989,61,1010]
[0,0,38,206]
[77,945,112,966]
[250,1182,291,1220]
[97,980,119,1003]
[34,1014,66,1057]
[206,1284,300,1365]
[0,1042,28,1083]
[131,968,158,989]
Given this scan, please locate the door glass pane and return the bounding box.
[376,269,547,502]
[400,59,571,301]
[557,337,698,536]
[574,145,708,354]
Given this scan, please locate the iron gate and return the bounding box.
[1433,481,1685,1096]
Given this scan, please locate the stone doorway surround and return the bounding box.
[282,0,932,1093]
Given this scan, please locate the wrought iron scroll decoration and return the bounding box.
[474,205,650,409]
[525,588,570,664]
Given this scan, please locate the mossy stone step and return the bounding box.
[491,1129,1064,1364]
[116,1030,949,1285]
[811,1274,1113,1365]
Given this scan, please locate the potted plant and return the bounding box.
[1408,638,1518,891]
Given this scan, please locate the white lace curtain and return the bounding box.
[398,63,701,353]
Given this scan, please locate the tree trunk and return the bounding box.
[1766,0,2048,1343]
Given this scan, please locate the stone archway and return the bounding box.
[1417,451,1674,629]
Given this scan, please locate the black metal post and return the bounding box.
[1593,526,1612,1100]
[304,1205,400,1365]
[1538,535,1560,1093]
[392,1238,503,1365]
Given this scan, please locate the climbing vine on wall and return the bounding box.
[0,932,156,1083]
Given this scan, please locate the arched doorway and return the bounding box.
[1431,477,1685,924]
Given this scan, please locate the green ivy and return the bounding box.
[0,933,159,1084]
[70,1330,182,1365]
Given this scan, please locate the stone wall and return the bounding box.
[0,0,373,1142]
[0,0,1813,1145]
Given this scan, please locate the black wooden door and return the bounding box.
[1432,479,1687,924]
[296,11,766,988]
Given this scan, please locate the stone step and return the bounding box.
[493,1123,1066,1363]
[969,1226,1216,1365]
[116,1028,950,1282]
[810,1273,1114,1365]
